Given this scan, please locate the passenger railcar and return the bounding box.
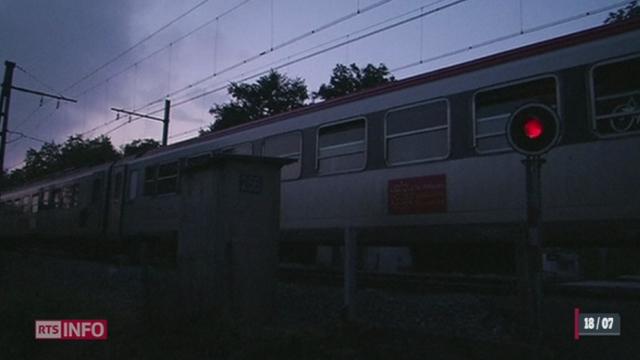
[2,19,639,275]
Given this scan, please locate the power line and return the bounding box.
[71,0,254,99]
[162,0,631,141]
[136,0,394,111]
[81,0,399,136]
[86,0,456,142]
[15,65,63,97]
[11,0,214,133]
[20,0,395,140]
[158,0,467,112]
[62,0,210,93]
[390,0,632,73]
[166,0,446,105]
[6,130,48,144]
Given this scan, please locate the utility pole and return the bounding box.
[0,61,16,179]
[111,99,171,146]
[0,60,77,190]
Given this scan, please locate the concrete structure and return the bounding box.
[177,154,290,323]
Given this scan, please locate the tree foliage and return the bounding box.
[2,136,159,189]
[313,63,395,101]
[605,1,640,24]
[201,70,308,134]
[120,138,160,157]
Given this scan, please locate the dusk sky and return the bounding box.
[0,0,628,170]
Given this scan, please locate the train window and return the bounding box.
[221,142,253,155]
[317,118,366,174]
[474,76,558,153]
[590,55,640,136]
[128,171,138,200]
[113,173,123,200]
[42,190,50,208]
[144,162,179,196]
[31,194,39,214]
[53,189,62,208]
[72,184,80,207]
[385,99,449,165]
[157,162,179,194]
[263,132,302,180]
[23,196,30,213]
[144,166,157,196]
[62,186,73,209]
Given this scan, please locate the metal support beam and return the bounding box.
[111,99,171,146]
[0,60,77,192]
[162,99,170,147]
[0,61,16,181]
[10,85,76,103]
[522,155,545,345]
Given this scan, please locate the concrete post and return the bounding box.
[177,155,289,324]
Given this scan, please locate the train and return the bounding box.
[2,19,640,276]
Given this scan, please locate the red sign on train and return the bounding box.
[388,175,447,214]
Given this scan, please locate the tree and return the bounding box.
[121,138,160,157]
[605,1,640,24]
[2,135,120,188]
[201,70,308,134]
[313,63,395,101]
[23,142,63,180]
[58,135,120,170]
[1,135,166,189]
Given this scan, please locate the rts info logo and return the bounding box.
[35,320,108,340]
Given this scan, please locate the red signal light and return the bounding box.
[523,117,543,139]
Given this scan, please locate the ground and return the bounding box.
[0,252,637,359]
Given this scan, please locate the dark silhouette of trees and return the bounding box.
[313,63,395,101]
[58,135,120,170]
[2,136,160,189]
[121,138,160,157]
[605,1,639,24]
[201,70,308,134]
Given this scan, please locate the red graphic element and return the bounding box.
[35,320,108,340]
[574,308,580,340]
[523,117,543,139]
[388,175,447,215]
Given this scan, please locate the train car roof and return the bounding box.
[0,161,115,199]
[139,18,640,160]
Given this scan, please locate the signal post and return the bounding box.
[506,103,561,348]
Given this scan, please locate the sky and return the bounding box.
[0,0,629,170]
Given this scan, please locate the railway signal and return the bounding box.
[506,103,561,155]
[506,103,561,348]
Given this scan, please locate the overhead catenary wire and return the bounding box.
[136,0,394,111]
[11,0,221,133]
[150,0,469,113]
[15,65,64,97]
[62,0,211,94]
[104,0,469,140]
[390,0,633,73]
[17,0,393,139]
[72,0,254,99]
[164,0,634,141]
[6,130,48,144]
[79,0,400,137]
[12,0,634,150]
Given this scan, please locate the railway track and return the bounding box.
[278,265,518,295]
[278,265,640,299]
